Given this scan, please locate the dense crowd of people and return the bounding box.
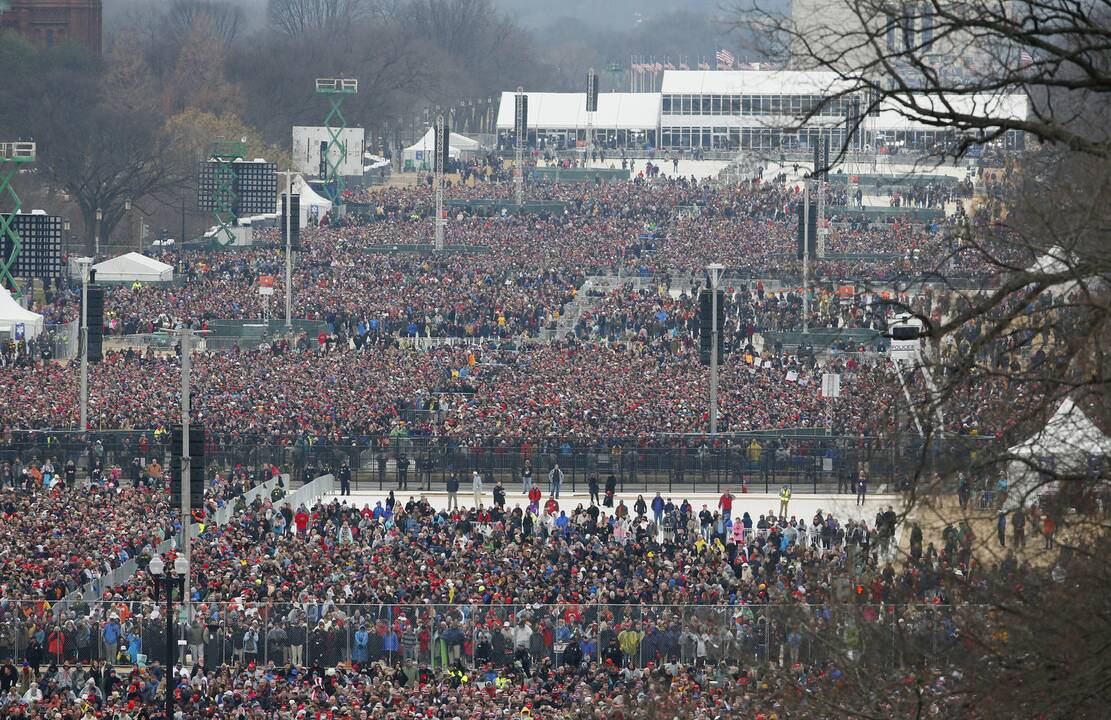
[0,166,1060,719]
[0,339,893,443]
[0,480,1028,719]
[11,177,994,338]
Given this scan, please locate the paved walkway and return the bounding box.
[323,488,896,526]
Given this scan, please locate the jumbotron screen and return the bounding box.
[0,213,63,277]
[197,161,277,215]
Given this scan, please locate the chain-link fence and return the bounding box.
[0,601,965,672]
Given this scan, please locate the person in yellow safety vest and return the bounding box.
[779,485,792,519]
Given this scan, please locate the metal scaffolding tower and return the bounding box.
[0,141,35,290]
[210,139,246,246]
[315,78,358,206]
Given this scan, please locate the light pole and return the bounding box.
[149,553,187,720]
[124,197,133,254]
[94,208,102,258]
[802,181,810,335]
[178,328,194,627]
[76,256,92,431]
[707,263,724,435]
[434,114,446,252]
[277,170,297,329]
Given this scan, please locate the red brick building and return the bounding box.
[0,0,102,55]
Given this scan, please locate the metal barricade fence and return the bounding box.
[2,430,997,496]
[0,601,970,672]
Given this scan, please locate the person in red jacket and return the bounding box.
[527,485,542,512]
[294,507,310,536]
[718,489,734,524]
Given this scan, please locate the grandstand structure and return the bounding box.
[496,70,1028,155]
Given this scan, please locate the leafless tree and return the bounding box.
[267,0,371,37]
[736,0,1111,159]
[166,0,246,47]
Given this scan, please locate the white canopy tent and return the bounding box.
[1007,398,1111,506]
[1022,246,1101,298]
[0,286,44,340]
[289,176,332,226]
[402,128,480,164]
[92,252,174,283]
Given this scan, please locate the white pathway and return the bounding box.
[322,489,896,526]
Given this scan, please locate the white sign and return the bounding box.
[821,373,841,398]
[889,339,921,362]
[292,126,365,177]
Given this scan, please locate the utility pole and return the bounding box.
[76,257,92,431]
[707,263,724,435]
[802,181,810,335]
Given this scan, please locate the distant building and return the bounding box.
[0,0,102,55]
[497,72,1027,155]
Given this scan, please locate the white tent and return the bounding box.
[290,175,332,226]
[496,92,660,131]
[1007,398,1111,505]
[92,252,174,283]
[402,128,480,164]
[0,286,44,340]
[1022,246,1099,298]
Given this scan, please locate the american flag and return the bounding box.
[664,62,675,71]
[715,49,735,69]
[1019,50,1033,68]
[653,62,663,72]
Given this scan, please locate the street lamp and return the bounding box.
[124,198,134,252]
[150,553,188,720]
[94,208,103,257]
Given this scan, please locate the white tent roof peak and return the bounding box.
[1007,397,1111,505]
[1010,398,1111,459]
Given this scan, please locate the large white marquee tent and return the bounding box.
[495,92,661,132]
[92,252,174,283]
[0,286,44,340]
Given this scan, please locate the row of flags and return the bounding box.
[630,50,740,73]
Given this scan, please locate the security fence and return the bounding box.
[0,601,967,673]
[1,430,995,495]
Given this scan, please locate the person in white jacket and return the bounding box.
[472,470,483,508]
[22,682,43,704]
